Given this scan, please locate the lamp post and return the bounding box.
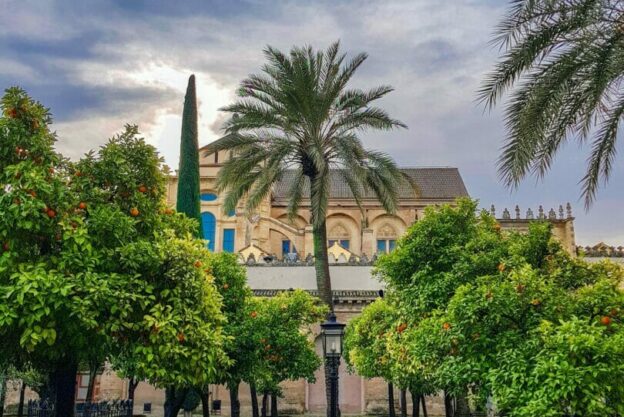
[320,312,346,417]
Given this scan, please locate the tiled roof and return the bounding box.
[273,168,469,200]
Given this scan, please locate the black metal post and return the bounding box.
[326,355,341,417]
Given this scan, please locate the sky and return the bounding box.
[1,0,623,246]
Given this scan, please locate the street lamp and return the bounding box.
[320,312,346,417]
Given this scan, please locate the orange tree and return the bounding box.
[0,88,226,417]
[376,199,624,416]
[203,252,253,417]
[245,290,327,417]
[344,297,397,416]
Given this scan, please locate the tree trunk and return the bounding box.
[128,378,139,402]
[443,392,453,417]
[261,391,269,417]
[388,383,396,417]
[165,386,189,417]
[17,382,26,417]
[400,389,407,417]
[410,391,419,417]
[311,217,333,309]
[270,393,277,417]
[250,382,259,417]
[0,376,5,417]
[200,389,210,417]
[229,382,240,417]
[51,358,78,417]
[85,365,98,403]
[421,396,427,417]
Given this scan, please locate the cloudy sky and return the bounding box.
[2,0,623,245]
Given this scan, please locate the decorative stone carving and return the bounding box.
[515,205,521,219]
[377,223,397,239]
[548,208,556,220]
[502,208,510,219]
[329,223,350,239]
[526,208,534,219]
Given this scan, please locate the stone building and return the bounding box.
[3,143,578,416]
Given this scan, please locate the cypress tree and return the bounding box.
[176,74,203,238]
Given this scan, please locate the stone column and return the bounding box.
[362,228,374,258]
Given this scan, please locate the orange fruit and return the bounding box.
[442,322,452,331]
[250,311,257,318]
[129,207,140,217]
[177,332,185,343]
[7,108,17,118]
[194,260,202,268]
[497,263,506,272]
[46,209,56,218]
[397,323,407,333]
[138,185,147,193]
[223,283,229,289]
[78,202,87,210]
[601,316,612,326]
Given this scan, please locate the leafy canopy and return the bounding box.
[206,41,409,224]
[374,198,624,416]
[0,87,227,389]
[480,0,624,208]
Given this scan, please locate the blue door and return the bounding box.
[201,212,216,251]
[223,229,235,253]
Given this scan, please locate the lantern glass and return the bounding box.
[320,313,346,358]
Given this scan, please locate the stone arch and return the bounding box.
[276,213,308,230]
[326,213,360,253]
[268,228,299,258]
[370,214,406,242]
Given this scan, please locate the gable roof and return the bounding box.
[273,168,469,201]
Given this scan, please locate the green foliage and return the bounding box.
[206,42,408,306]
[246,290,328,395]
[0,87,226,393]
[372,198,624,416]
[344,297,397,381]
[480,0,624,207]
[176,74,202,237]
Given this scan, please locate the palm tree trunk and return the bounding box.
[312,218,333,309]
[388,383,396,417]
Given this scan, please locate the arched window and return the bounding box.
[328,223,350,250]
[200,193,218,202]
[376,223,397,254]
[201,212,216,251]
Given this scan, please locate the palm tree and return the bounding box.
[206,41,407,309]
[479,0,624,208]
